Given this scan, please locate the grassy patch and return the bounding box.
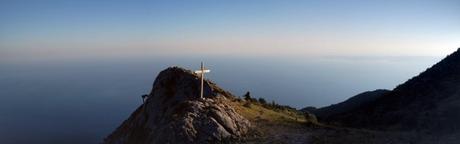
[229,100,306,124]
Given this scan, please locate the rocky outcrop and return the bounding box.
[103,67,251,144]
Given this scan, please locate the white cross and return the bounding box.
[194,62,211,99]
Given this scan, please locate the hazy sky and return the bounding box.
[1,0,459,62]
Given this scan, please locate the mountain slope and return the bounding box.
[311,89,390,120]
[325,48,460,132]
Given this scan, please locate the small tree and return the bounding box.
[243,91,252,101]
[304,111,318,124]
[258,98,267,105]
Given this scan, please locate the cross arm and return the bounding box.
[194,69,211,74]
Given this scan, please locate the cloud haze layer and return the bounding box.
[1,0,459,63]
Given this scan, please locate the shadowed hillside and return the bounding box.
[308,89,390,121]
[323,48,460,133]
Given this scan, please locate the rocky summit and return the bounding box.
[103,67,250,144]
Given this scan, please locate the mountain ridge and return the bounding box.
[308,89,390,120]
[323,48,460,132]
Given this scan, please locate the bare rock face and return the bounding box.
[103,67,250,144]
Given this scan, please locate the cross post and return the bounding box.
[194,62,210,99]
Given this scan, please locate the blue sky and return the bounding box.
[1,0,459,62]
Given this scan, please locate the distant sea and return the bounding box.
[0,56,441,144]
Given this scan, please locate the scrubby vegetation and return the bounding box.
[229,91,323,143]
[232,91,318,125]
[241,91,298,112]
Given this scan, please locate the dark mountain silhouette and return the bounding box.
[323,48,460,133]
[308,89,390,120]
